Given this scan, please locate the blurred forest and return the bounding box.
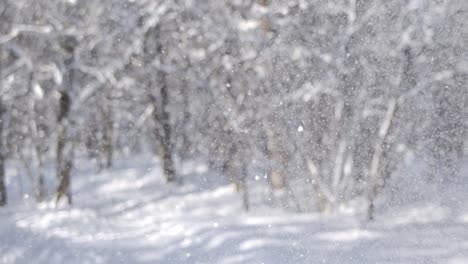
[0,0,467,220]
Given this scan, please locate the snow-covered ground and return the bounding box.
[1,157,467,264]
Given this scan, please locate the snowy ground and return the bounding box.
[1,157,468,264]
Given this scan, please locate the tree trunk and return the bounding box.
[224,138,250,211]
[56,153,72,206]
[160,81,175,182]
[0,124,5,206]
[225,140,241,190]
[265,125,285,190]
[28,72,45,201]
[56,106,73,205]
[55,39,76,205]
[257,0,285,192]
[0,50,6,206]
[367,99,398,220]
[143,25,177,183]
[179,77,191,162]
[306,159,329,212]
[55,87,73,205]
[102,106,113,169]
[258,0,271,38]
[0,159,5,206]
[367,47,412,220]
[152,77,176,183]
[240,161,249,211]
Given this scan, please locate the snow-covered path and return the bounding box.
[1,159,468,264]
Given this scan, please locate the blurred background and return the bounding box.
[1,0,468,263]
[0,0,467,221]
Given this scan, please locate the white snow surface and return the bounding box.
[1,156,467,264]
